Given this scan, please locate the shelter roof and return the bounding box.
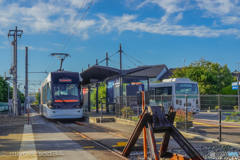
[80,65,151,85]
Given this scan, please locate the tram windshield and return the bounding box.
[175,83,198,94]
[53,84,79,102]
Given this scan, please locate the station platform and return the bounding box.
[0,124,98,160]
[1,107,239,160]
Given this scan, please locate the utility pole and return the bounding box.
[106,52,108,67]
[96,59,98,65]
[237,63,240,72]
[25,47,28,114]
[118,44,123,70]
[8,26,23,116]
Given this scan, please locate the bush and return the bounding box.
[215,106,219,110]
[174,108,195,122]
[234,106,239,109]
[231,112,238,121]
[121,107,133,117]
[225,116,231,121]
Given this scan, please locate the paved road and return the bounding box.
[195,112,240,121]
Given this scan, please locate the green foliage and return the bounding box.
[225,113,240,122]
[34,92,40,105]
[90,83,106,107]
[171,58,234,95]
[225,116,231,121]
[32,101,38,105]
[220,85,238,95]
[231,112,238,121]
[215,106,219,110]
[234,106,239,109]
[0,76,25,103]
[174,108,195,122]
[0,76,9,102]
[121,107,133,117]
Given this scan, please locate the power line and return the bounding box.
[109,60,120,69]
[61,0,94,52]
[122,52,137,67]
[57,0,86,53]
[46,0,86,72]
[123,51,145,66]
[109,59,130,69]
[28,64,44,72]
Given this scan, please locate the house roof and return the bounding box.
[160,68,175,80]
[130,65,167,78]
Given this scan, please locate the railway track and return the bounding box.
[57,121,130,160]
[31,105,39,113]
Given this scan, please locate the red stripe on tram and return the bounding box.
[55,100,79,102]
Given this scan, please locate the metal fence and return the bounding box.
[115,95,240,143]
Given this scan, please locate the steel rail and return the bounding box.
[57,121,130,160]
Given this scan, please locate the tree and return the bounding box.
[35,92,40,105]
[220,85,238,95]
[0,76,10,102]
[90,83,106,107]
[171,58,234,95]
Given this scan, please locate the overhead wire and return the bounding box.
[46,0,86,72]
[49,0,94,72]
[110,59,131,69]
[57,0,86,53]
[28,64,45,72]
[122,52,137,67]
[123,51,145,66]
[109,59,129,69]
[109,60,120,69]
[61,0,94,53]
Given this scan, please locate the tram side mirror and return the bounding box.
[47,101,53,107]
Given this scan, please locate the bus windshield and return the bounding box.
[175,83,198,94]
[53,84,79,102]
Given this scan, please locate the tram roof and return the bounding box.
[80,65,151,85]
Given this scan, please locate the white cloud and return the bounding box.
[175,12,183,22]
[98,14,240,38]
[196,0,238,16]
[74,47,85,51]
[17,45,52,52]
[221,16,240,24]
[0,0,96,37]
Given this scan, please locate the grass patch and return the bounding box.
[131,116,139,121]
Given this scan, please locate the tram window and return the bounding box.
[47,83,52,101]
[155,87,172,95]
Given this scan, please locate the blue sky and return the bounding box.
[1,0,240,91]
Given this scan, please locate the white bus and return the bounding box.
[149,78,200,114]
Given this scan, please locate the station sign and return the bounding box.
[232,82,240,86]
[232,82,240,90]
[90,79,100,83]
[232,86,238,90]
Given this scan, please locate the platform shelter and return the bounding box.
[80,65,151,113]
